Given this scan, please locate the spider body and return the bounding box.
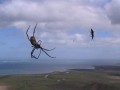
[30,36,40,48]
[26,23,56,59]
[30,36,36,45]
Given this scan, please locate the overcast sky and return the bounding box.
[0,0,120,64]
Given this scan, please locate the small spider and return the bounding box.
[26,23,56,59]
[91,28,94,40]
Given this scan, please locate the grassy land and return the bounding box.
[0,70,120,90]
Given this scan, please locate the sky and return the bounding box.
[0,0,120,64]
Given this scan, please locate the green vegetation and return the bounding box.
[0,70,120,90]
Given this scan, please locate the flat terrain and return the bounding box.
[0,85,8,90]
[0,70,120,90]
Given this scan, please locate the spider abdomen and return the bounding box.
[30,36,37,45]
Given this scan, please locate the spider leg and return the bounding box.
[37,40,55,51]
[37,40,42,45]
[34,49,41,59]
[41,48,56,58]
[32,55,39,59]
[31,47,36,58]
[33,23,37,37]
[31,47,42,59]
[42,47,56,51]
[36,49,41,59]
[26,25,30,40]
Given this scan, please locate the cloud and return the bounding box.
[0,0,120,47]
[0,0,108,28]
[37,31,85,47]
[94,37,120,47]
[105,0,120,24]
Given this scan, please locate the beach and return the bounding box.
[0,85,8,90]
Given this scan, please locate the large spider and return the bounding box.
[26,23,56,59]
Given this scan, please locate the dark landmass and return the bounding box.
[69,65,120,71]
[94,65,120,71]
[0,65,120,90]
[69,69,94,71]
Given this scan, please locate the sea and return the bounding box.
[0,61,94,75]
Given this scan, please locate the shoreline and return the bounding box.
[0,65,119,76]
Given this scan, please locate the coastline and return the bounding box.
[0,62,94,75]
[0,67,119,90]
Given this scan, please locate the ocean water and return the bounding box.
[0,62,94,75]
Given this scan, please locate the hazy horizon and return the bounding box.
[0,0,120,64]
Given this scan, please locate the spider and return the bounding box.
[26,23,56,59]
